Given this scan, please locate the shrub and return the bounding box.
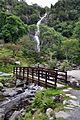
[59,60,70,71]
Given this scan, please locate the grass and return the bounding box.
[0,46,29,72]
[0,48,12,57]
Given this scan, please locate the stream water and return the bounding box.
[0,81,43,120]
[34,13,47,52]
[0,72,11,76]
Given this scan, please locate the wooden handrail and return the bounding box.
[13,67,67,88]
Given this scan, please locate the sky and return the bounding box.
[25,0,58,7]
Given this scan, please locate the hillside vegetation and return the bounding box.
[0,0,80,73]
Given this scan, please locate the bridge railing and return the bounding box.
[13,67,67,88]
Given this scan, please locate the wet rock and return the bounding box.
[16,79,26,87]
[9,109,23,120]
[28,83,43,91]
[16,88,23,94]
[0,88,35,115]
[3,88,18,97]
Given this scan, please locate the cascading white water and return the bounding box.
[34,13,47,52]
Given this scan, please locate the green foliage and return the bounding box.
[18,88,65,120]
[32,88,63,111]
[59,60,70,71]
[74,21,80,40]
[18,88,63,120]
[0,0,80,70]
[0,0,46,25]
[18,110,49,120]
[33,110,48,120]
[61,39,79,63]
[48,0,80,38]
[24,111,32,120]
[1,14,27,43]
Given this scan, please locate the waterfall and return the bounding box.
[34,13,47,52]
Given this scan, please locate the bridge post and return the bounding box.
[23,67,25,80]
[45,71,47,88]
[65,71,67,84]
[27,67,29,84]
[38,69,40,85]
[19,67,21,79]
[16,67,18,80]
[32,68,34,83]
[55,70,57,88]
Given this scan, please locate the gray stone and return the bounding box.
[28,83,43,91]
[53,94,64,102]
[16,79,26,86]
[64,106,74,110]
[65,94,77,99]
[0,108,5,120]
[63,88,72,93]
[46,108,54,118]
[0,113,4,120]
[4,83,10,87]
[9,109,23,120]
[3,88,18,97]
[0,83,3,88]
[16,88,23,94]
[16,79,23,86]
[55,111,70,119]
[63,99,79,107]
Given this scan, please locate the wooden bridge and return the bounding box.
[13,67,67,88]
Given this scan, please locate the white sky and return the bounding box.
[25,0,58,7]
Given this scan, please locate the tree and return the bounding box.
[19,35,38,63]
[61,39,79,63]
[74,21,80,40]
[1,15,28,43]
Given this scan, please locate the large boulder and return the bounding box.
[3,87,23,97]
[68,77,80,87]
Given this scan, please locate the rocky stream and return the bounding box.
[0,79,43,120]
